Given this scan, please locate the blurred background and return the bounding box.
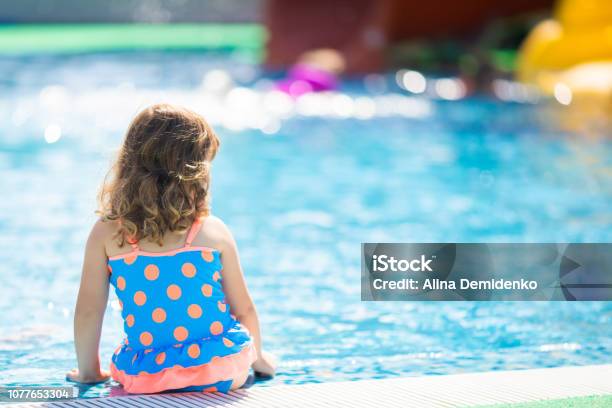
[0,0,610,399]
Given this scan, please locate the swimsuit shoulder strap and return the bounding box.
[127,238,140,251]
[184,217,204,247]
[118,218,140,251]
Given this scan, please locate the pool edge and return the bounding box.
[6,364,612,407]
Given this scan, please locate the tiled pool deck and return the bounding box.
[9,364,612,407]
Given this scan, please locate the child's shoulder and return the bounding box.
[90,218,119,239]
[196,215,235,253]
[90,218,121,251]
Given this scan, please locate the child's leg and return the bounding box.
[229,369,250,390]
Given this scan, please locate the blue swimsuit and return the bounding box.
[107,218,255,393]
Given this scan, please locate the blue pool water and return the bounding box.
[0,52,610,398]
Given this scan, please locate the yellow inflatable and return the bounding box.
[517,0,612,97]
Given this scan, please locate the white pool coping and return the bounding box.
[8,364,612,407]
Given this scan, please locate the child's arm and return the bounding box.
[215,219,277,377]
[66,220,111,384]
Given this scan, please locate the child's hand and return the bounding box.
[252,350,277,378]
[66,368,111,384]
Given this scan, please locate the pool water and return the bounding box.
[0,52,610,398]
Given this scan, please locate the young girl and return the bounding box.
[67,104,276,394]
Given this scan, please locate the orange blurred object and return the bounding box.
[264,0,554,73]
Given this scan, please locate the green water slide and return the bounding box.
[0,23,265,55]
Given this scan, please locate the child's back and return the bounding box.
[107,216,255,393]
[68,104,275,394]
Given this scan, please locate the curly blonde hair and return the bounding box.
[98,104,220,246]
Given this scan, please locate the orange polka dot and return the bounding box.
[187,304,202,318]
[203,386,218,393]
[116,276,126,291]
[118,300,123,310]
[210,321,223,336]
[202,250,214,262]
[152,308,166,323]
[144,349,153,354]
[181,263,196,278]
[201,284,213,297]
[167,284,182,300]
[124,255,137,265]
[222,337,234,347]
[174,326,188,342]
[133,291,147,306]
[217,301,227,313]
[140,331,153,346]
[155,352,166,365]
[126,314,135,327]
[212,271,221,282]
[144,264,159,281]
[187,344,200,358]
